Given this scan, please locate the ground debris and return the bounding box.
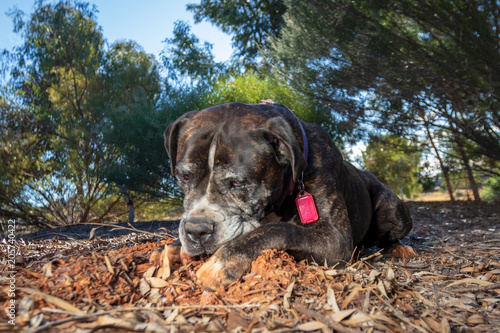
[1,201,500,332]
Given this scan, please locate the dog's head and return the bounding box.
[164,103,307,256]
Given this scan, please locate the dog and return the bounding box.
[150,102,414,290]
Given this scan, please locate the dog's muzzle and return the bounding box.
[183,217,215,248]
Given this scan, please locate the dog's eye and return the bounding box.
[177,174,190,182]
[230,180,246,189]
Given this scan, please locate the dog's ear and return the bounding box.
[164,111,199,174]
[263,117,307,183]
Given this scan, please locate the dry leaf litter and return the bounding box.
[1,201,500,332]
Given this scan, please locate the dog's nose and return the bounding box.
[184,219,215,243]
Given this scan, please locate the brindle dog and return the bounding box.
[150,102,414,290]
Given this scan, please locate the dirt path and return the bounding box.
[1,201,499,332]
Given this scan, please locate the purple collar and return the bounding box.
[288,118,308,194]
[298,119,308,162]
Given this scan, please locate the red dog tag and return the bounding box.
[295,190,319,224]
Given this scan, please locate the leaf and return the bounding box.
[460,266,475,273]
[30,313,44,328]
[378,280,388,298]
[342,312,374,326]
[330,309,356,322]
[467,314,485,324]
[296,321,328,331]
[327,286,340,312]
[89,227,100,240]
[226,311,251,331]
[18,287,84,314]
[143,266,157,279]
[283,280,295,310]
[165,308,179,324]
[41,261,53,277]
[368,269,380,281]
[148,289,163,304]
[104,255,115,275]
[161,246,171,280]
[421,275,450,281]
[139,278,151,296]
[386,266,395,281]
[145,277,169,288]
[445,278,493,289]
[422,316,441,332]
[17,296,35,325]
[97,315,136,329]
[441,293,478,310]
[341,285,361,310]
[441,318,451,333]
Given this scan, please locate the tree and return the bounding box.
[419,111,455,201]
[98,40,207,211]
[362,135,423,200]
[93,40,170,221]
[204,70,358,146]
[483,176,500,202]
[161,20,226,85]
[161,17,361,148]
[269,0,500,163]
[0,87,51,226]
[3,1,170,225]
[187,0,287,68]
[5,1,117,226]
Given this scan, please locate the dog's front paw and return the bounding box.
[149,241,194,267]
[196,247,251,291]
[387,243,416,258]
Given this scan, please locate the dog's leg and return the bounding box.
[196,222,353,291]
[360,171,415,255]
[385,241,417,258]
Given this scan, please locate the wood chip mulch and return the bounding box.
[1,201,500,332]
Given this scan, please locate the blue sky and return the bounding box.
[0,0,233,62]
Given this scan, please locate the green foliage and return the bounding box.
[161,20,226,84]
[483,176,500,202]
[187,0,286,68]
[269,0,500,163]
[206,71,313,118]
[267,0,372,141]
[0,89,47,225]
[417,162,437,193]
[2,1,179,225]
[203,71,355,146]
[3,0,499,226]
[4,1,112,225]
[362,135,423,199]
[96,41,167,199]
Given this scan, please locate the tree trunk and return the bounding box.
[127,198,135,223]
[453,133,481,202]
[421,112,455,201]
[424,122,455,201]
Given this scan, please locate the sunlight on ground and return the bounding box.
[413,190,480,202]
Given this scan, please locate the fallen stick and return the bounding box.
[81,222,174,239]
[26,314,94,333]
[347,249,383,270]
[18,287,84,314]
[449,282,500,293]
